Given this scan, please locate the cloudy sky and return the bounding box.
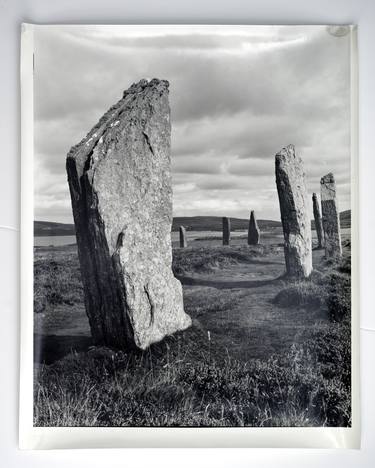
[34,25,352,224]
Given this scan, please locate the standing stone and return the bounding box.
[275,144,312,278]
[320,173,342,258]
[248,210,260,245]
[66,79,191,351]
[312,192,324,249]
[222,217,231,245]
[179,226,187,248]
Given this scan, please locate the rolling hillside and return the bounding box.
[34,217,280,236]
[35,210,351,236]
[34,221,76,236]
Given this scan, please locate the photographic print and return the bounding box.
[22,25,358,444]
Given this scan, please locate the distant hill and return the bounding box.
[172,216,281,232]
[34,221,75,236]
[34,216,281,236]
[35,210,350,236]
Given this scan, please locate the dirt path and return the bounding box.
[182,247,330,362]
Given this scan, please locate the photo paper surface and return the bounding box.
[20,24,359,448]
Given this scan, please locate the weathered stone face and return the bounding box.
[320,173,342,258]
[66,79,191,350]
[275,144,312,278]
[222,217,231,245]
[248,210,260,245]
[312,193,324,249]
[179,226,187,248]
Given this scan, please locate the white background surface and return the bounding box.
[1,0,374,466]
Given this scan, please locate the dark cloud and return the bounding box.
[34,26,351,223]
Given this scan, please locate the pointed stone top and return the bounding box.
[275,145,302,171]
[321,172,335,184]
[67,78,169,177]
[124,78,169,97]
[248,210,260,245]
[275,144,295,161]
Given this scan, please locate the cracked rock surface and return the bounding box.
[320,173,342,258]
[312,192,324,249]
[66,79,191,350]
[275,144,312,278]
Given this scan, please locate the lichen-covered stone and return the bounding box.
[179,226,187,248]
[248,210,260,245]
[320,173,342,258]
[222,217,231,245]
[275,144,312,278]
[312,192,324,249]
[66,79,191,350]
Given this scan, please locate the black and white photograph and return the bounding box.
[30,25,354,430]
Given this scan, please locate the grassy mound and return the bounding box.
[172,244,281,275]
[273,254,351,323]
[273,281,325,309]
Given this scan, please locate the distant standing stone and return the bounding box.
[179,226,187,248]
[320,173,342,258]
[66,79,191,351]
[248,210,260,245]
[275,144,312,278]
[223,217,231,245]
[312,192,324,249]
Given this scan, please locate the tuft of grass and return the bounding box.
[338,254,351,275]
[325,271,351,322]
[34,253,83,313]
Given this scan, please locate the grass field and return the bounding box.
[33,230,351,427]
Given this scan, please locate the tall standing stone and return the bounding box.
[248,210,260,245]
[66,79,191,351]
[179,226,187,248]
[223,217,231,245]
[275,144,312,278]
[312,192,324,249]
[320,173,342,258]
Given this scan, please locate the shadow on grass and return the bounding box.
[34,333,92,365]
[175,274,284,289]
